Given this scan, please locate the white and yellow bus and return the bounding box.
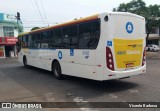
[17,12,146,81]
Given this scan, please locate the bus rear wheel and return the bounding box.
[52,62,63,80]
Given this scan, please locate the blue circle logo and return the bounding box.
[58,51,62,59]
[126,22,134,34]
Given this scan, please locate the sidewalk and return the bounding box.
[146,52,160,59]
[0,57,18,64]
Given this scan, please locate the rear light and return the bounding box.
[108,74,115,77]
[106,47,114,71]
[142,48,146,66]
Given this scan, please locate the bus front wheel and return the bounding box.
[52,62,63,80]
[23,56,28,67]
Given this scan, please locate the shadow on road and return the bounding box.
[0,64,139,101]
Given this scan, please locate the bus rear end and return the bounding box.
[102,12,146,80]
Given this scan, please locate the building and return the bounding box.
[0,13,23,58]
[147,27,160,46]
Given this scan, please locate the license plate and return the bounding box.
[126,63,134,68]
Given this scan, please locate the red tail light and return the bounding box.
[106,47,114,71]
[142,48,146,66]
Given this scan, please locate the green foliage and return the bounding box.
[113,0,154,19]
[31,27,40,31]
[113,0,160,42]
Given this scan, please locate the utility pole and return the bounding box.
[16,12,22,33]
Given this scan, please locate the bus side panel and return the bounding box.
[18,48,31,64]
[19,49,43,69]
[38,49,54,71]
[60,49,97,80]
[27,49,40,67]
[95,14,106,81]
[61,62,97,80]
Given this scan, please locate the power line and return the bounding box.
[34,0,46,26]
[40,0,49,25]
[22,20,61,25]
[30,0,40,22]
[22,20,49,22]
[23,21,58,23]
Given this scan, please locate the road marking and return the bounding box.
[73,97,98,111]
[73,97,85,102]
[109,93,118,99]
[129,89,139,93]
[67,93,72,96]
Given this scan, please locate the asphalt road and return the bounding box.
[0,57,160,111]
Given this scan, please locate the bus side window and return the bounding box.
[78,19,100,49]
[62,25,78,49]
[41,31,49,49]
[34,33,41,48]
[50,29,62,49]
[28,34,35,48]
[22,35,28,48]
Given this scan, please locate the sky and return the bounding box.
[0,0,159,31]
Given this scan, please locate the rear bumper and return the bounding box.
[103,64,146,81]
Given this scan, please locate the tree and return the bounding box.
[145,5,160,43]
[113,0,160,43]
[31,27,40,31]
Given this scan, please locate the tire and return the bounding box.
[23,57,28,67]
[52,62,63,80]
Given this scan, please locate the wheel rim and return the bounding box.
[54,66,60,77]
